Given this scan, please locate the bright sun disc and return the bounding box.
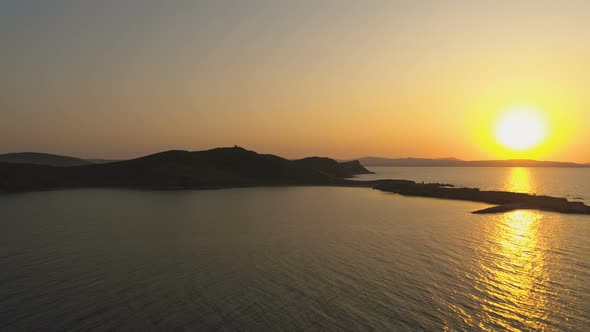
[495,106,547,150]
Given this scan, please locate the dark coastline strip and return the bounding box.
[2,175,588,215]
[370,179,590,215]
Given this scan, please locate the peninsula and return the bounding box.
[1,146,589,215]
[372,180,590,215]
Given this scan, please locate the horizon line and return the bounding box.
[1,147,589,165]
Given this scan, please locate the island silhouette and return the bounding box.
[1,146,589,215]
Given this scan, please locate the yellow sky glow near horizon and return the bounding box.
[1,1,589,162]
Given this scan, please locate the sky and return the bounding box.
[1,0,589,161]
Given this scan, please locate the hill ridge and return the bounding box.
[0,146,372,192]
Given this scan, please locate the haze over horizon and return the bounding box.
[2,1,589,161]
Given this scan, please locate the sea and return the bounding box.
[1,167,589,331]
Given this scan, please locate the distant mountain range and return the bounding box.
[0,153,117,167]
[355,157,590,168]
[2,152,587,169]
[0,147,372,192]
[1,151,588,169]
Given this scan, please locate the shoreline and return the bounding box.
[371,179,590,215]
[2,178,589,215]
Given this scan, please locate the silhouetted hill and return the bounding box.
[0,147,373,192]
[336,160,373,176]
[0,152,92,167]
[293,157,372,179]
[357,157,588,168]
[0,153,118,167]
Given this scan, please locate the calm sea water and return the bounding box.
[1,167,589,331]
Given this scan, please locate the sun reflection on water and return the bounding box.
[507,167,532,193]
[454,167,553,331]
[476,210,549,331]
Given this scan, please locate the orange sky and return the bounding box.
[1,1,589,162]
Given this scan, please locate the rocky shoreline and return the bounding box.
[372,179,590,215]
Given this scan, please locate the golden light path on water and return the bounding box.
[477,210,548,331]
[506,167,532,193]
[454,167,556,331]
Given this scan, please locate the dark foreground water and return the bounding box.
[1,168,590,331]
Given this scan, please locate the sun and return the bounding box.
[494,105,548,151]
